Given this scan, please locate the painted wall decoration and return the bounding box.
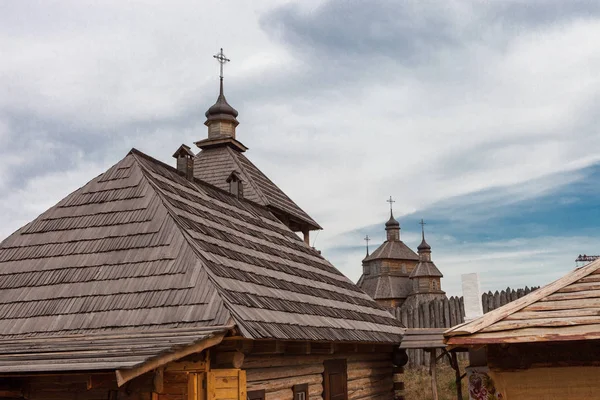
[467,367,503,400]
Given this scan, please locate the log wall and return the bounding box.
[243,352,395,400]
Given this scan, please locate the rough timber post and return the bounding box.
[303,229,310,245]
[430,349,438,400]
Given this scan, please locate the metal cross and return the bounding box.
[213,48,230,79]
[364,234,371,255]
[419,219,427,237]
[386,196,395,213]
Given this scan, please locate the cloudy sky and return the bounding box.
[2,0,599,295]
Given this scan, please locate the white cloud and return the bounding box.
[1,0,600,298]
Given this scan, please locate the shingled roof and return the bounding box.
[194,146,321,231]
[364,240,419,262]
[0,149,403,371]
[357,274,412,301]
[445,259,600,346]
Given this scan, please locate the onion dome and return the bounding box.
[205,78,239,125]
[417,237,431,252]
[385,212,400,228]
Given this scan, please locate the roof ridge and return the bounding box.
[234,152,321,229]
[130,152,238,331]
[445,258,600,338]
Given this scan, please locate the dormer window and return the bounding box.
[226,171,243,199]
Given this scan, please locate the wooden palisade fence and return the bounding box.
[393,286,539,367]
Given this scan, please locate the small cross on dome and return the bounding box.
[213,48,230,79]
[386,196,395,214]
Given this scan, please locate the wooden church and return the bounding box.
[0,51,405,400]
[357,213,445,309]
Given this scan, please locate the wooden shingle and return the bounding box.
[0,148,404,371]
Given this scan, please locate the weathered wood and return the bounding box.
[247,374,322,392]
[429,349,438,400]
[445,263,600,337]
[243,353,388,369]
[504,308,600,321]
[165,361,208,372]
[481,315,600,333]
[525,298,600,312]
[348,377,393,400]
[116,333,224,386]
[215,351,245,368]
[153,368,164,393]
[347,367,392,381]
[247,364,323,382]
[265,388,293,400]
[347,373,391,390]
[447,323,600,345]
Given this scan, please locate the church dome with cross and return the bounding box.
[356,199,445,308]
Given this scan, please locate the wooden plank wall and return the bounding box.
[394,286,538,367]
[243,352,394,400]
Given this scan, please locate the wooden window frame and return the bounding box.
[293,383,308,400]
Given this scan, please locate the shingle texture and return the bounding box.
[194,146,321,230]
[0,149,403,367]
[357,274,411,300]
[0,327,225,372]
[410,261,443,278]
[364,241,419,262]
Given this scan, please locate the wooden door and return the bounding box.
[323,359,348,400]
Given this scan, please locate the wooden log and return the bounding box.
[215,351,245,368]
[482,293,488,313]
[500,290,508,307]
[247,374,322,392]
[243,353,388,369]
[348,378,393,400]
[347,360,391,370]
[153,368,164,393]
[348,367,393,380]
[247,364,323,382]
[309,384,323,396]
[449,298,457,327]
[265,389,293,400]
[347,373,392,390]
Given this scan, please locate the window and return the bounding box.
[226,172,243,198]
[293,384,308,400]
[323,359,348,400]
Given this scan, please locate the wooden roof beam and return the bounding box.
[115,332,225,387]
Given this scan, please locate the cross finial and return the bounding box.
[364,234,371,256]
[386,196,395,215]
[213,48,230,80]
[419,218,426,239]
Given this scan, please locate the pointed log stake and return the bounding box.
[430,349,438,400]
